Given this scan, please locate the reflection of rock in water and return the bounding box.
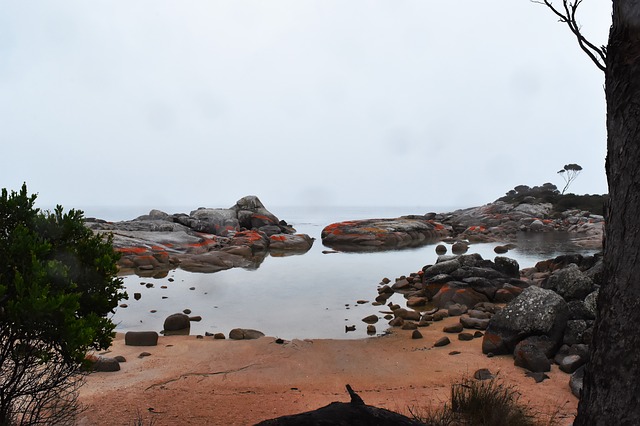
[515,232,584,256]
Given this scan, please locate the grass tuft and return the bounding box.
[409,376,562,426]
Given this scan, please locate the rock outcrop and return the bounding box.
[373,250,602,396]
[86,196,314,274]
[481,286,569,355]
[438,201,603,248]
[320,196,603,251]
[321,216,451,251]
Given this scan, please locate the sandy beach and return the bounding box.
[78,315,577,425]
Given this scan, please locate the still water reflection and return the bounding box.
[111,207,598,340]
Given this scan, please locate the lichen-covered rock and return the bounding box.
[482,286,569,355]
[269,234,315,252]
[321,217,451,251]
[86,196,311,273]
[494,256,520,278]
[543,264,594,301]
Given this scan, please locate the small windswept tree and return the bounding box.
[0,184,125,425]
[557,163,583,194]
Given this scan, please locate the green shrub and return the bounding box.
[498,183,607,216]
[0,184,126,425]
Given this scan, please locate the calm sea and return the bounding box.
[79,205,598,340]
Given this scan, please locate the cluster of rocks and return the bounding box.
[372,251,602,397]
[86,196,314,274]
[321,199,603,252]
[377,252,528,312]
[86,323,267,373]
[438,201,603,248]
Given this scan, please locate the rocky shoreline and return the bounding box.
[86,196,314,275]
[362,250,601,400]
[86,193,603,275]
[321,200,603,252]
[81,190,605,423]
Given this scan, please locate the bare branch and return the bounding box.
[533,0,607,72]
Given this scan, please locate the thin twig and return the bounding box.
[532,0,607,72]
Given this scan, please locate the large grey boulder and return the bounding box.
[543,263,594,301]
[423,259,461,276]
[482,286,569,355]
[188,208,240,235]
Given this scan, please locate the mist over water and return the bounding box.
[103,206,598,340]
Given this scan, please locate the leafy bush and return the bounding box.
[498,183,607,216]
[0,184,125,425]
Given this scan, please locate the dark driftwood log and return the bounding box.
[255,385,423,426]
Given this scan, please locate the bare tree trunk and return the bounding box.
[575,2,640,424]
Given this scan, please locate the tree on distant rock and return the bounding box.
[0,184,125,425]
[557,163,583,194]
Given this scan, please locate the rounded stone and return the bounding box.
[125,331,159,347]
[163,313,191,331]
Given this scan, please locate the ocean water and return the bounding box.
[88,205,598,340]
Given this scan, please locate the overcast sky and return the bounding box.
[1,1,612,216]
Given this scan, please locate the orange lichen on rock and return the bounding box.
[235,230,264,243]
[252,214,275,223]
[186,238,218,249]
[116,246,148,255]
[466,226,486,232]
[321,221,358,236]
[429,221,446,231]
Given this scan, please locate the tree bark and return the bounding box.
[575,2,640,424]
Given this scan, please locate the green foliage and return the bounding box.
[497,183,606,216]
[498,183,560,204]
[0,184,125,424]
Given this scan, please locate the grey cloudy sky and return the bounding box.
[1,1,611,215]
